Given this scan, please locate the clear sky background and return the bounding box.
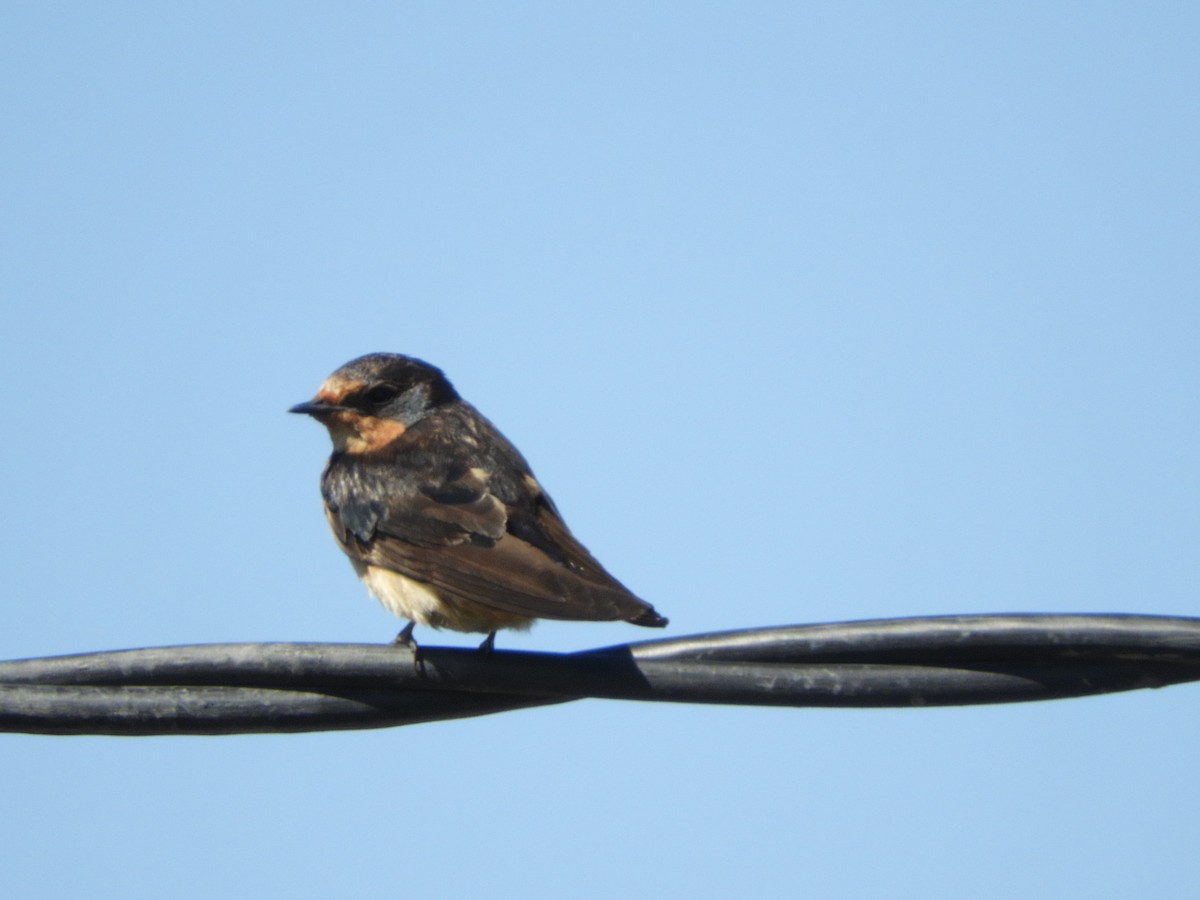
[2,4,1197,898]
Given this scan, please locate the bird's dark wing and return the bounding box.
[328,462,665,625]
[323,465,505,548]
[369,530,661,623]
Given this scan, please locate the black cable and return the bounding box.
[1,614,1197,735]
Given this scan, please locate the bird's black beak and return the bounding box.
[289,399,341,417]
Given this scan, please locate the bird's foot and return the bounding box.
[476,631,497,655]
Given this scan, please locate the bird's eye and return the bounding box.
[363,383,401,407]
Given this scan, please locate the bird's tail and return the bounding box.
[629,608,669,628]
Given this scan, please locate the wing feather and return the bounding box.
[322,437,667,627]
[365,531,655,621]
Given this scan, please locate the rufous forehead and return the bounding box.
[315,376,365,404]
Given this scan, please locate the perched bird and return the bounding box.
[290,353,668,651]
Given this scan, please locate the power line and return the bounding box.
[2,614,1197,735]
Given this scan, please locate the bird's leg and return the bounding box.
[477,631,497,655]
[393,621,417,648]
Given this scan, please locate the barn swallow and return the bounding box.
[290,353,668,651]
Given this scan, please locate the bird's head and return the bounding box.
[290,353,460,454]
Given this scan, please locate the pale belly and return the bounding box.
[356,563,533,635]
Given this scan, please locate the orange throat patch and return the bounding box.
[324,410,407,454]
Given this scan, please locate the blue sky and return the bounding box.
[2,4,1197,897]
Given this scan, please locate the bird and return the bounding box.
[290,353,668,652]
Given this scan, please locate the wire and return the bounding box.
[1,614,1197,735]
